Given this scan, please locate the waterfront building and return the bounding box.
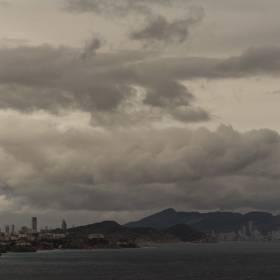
[88,233,105,240]
[32,217,38,233]
[248,221,254,236]
[5,225,10,235]
[61,219,67,231]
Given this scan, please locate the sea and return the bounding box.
[1,242,280,280]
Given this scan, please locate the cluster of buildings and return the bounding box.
[0,217,68,245]
[211,221,280,242]
[0,217,128,252]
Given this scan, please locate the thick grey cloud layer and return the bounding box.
[1,115,280,212]
[0,44,279,125]
[219,46,280,77]
[136,45,280,80]
[0,44,211,124]
[1,0,280,221]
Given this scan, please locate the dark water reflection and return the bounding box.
[1,242,280,280]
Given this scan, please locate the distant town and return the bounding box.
[0,215,205,254]
[0,217,73,253]
[211,220,280,242]
[0,216,164,253]
[1,209,280,254]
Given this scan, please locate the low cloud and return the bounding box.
[0,113,280,213]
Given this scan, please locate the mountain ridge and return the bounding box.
[68,219,205,244]
[125,209,280,233]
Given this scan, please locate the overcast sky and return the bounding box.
[0,0,280,228]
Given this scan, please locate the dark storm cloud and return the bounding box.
[0,45,279,123]
[1,117,280,212]
[0,45,210,123]
[135,45,280,80]
[130,7,204,45]
[218,46,280,77]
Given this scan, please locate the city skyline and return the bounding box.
[2,212,280,244]
[0,217,68,234]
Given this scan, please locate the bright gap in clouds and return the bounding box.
[188,77,280,132]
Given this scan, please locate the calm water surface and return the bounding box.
[1,242,280,280]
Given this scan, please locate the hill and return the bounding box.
[68,220,205,244]
[165,224,206,242]
[125,209,280,233]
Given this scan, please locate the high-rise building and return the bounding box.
[5,225,10,235]
[61,219,67,231]
[11,224,15,234]
[248,221,254,236]
[32,217,38,233]
[241,225,247,237]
